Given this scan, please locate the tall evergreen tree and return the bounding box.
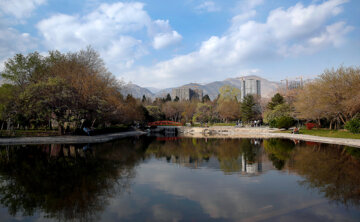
[241,95,256,122]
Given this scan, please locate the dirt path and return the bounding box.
[0,131,146,145]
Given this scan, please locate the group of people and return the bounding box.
[236,120,262,127]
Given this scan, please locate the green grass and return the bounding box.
[276,128,360,139]
[0,129,59,138]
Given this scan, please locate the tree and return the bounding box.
[165,93,172,102]
[202,94,211,103]
[267,93,284,110]
[217,100,241,122]
[174,96,179,102]
[219,85,241,101]
[0,84,15,130]
[142,95,147,103]
[145,106,164,121]
[182,101,197,123]
[1,52,48,90]
[193,103,212,123]
[0,47,143,132]
[294,66,360,129]
[162,102,184,122]
[241,95,256,122]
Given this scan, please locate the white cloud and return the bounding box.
[0,0,46,19]
[123,0,352,88]
[195,1,221,13]
[153,31,182,50]
[36,2,181,71]
[150,20,183,50]
[0,26,37,69]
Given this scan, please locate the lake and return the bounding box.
[0,136,359,221]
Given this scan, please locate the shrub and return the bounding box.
[345,118,360,134]
[275,116,295,129]
[268,119,277,128]
[305,122,317,130]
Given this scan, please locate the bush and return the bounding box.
[305,122,317,130]
[345,118,360,134]
[275,116,295,129]
[268,119,277,128]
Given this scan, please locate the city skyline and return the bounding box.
[0,0,359,88]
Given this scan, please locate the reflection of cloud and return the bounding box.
[134,161,333,221]
[152,204,182,222]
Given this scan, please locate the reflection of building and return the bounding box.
[171,87,203,101]
[241,79,261,100]
[241,154,262,174]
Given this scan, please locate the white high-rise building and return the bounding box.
[241,79,261,100]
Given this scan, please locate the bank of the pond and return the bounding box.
[0,130,146,145]
[180,126,360,148]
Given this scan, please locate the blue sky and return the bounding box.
[0,0,359,88]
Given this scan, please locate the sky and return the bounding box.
[0,0,359,89]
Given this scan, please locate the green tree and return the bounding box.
[241,95,256,122]
[165,93,172,102]
[219,85,241,101]
[202,94,211,103]
[193,103,212,123]
[267,93,284,110]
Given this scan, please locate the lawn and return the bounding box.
[277,128,360,139]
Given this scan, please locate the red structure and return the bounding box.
[148,121,182,126]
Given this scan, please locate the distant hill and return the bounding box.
[121,83,154,99]
[122,75,280,100]
[154,75,280,99]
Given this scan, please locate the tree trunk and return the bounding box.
[329,119,333,130]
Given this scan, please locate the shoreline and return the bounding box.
[0,130,146,145]
[1,127,360,148]
[179,127,360,148]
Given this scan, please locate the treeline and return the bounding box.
[142,85,262,125]
[264,66,360,132]
[0,49,263,134]
[0,48,144,134]
[1,47,359,133]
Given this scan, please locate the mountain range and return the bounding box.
[121,75,281,100]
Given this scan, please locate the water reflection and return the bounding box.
[0,138,146,221]
[0,137,359,221]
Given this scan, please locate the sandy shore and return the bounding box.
[180,126,360,148]
[0,130,146,145]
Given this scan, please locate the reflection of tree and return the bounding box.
[0,138,146,221]
[290,144,360,207]
[263,139,295,170]
[145,138,262,174]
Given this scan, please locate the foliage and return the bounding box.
[263,103,291,124]
[294,66,360,129]
[145,106,164,121]
[0,47,146,133]
[202,94,211,103]
[216,100,241,122]
[193,103,212,123]
[275,116,295,129]
[305,123,317,130]
[267,93,284,110]
[218,85,241,101]
[241,94,256,122]
[345,117,360,134]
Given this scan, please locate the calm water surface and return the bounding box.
[0,137,359,221]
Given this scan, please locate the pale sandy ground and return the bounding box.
[179,126,360,148]
[0,130,146,145]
